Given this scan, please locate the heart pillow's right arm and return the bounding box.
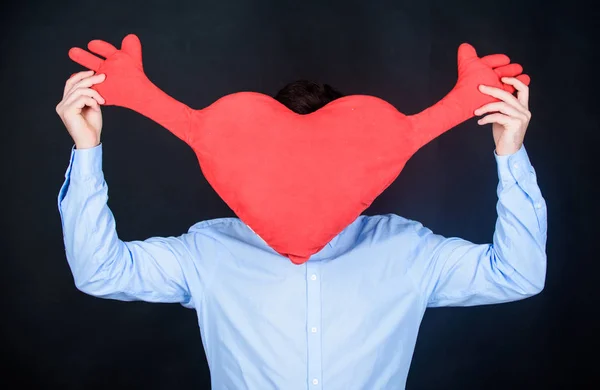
[408,43,530,150]
[69,34,193,144]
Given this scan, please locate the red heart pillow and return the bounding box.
[68,34,529,264]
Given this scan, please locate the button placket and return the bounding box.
[306,263,323,389]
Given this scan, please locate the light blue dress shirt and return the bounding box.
[57,143,547,389]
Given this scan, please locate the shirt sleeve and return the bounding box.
[410,144,547,307]
[57,143,196,307]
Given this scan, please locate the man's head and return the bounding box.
[274,80,344,114]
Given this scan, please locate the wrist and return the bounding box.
[495,142,523,156]
[75,141,100,150]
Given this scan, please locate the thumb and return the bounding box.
[121,34,143,65]
[457,43,478,67]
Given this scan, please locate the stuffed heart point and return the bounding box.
[68,34,530,264]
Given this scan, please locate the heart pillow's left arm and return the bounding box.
[69,34,193,144]
[408,43,530,150]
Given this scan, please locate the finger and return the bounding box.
[478,84,524,111]
[502,83,516,94]
[502,75,530,94]
[477,113,515,126]
[493,63,523,78]
[502,77,530,109]
[64,73,106,99]
[474,102,528,120]
[480,53,510,68]
[458,43,478,59]
[516,73,530,86]
[67,96,100,114]
[68,47,104,71]
[121,34,143,64]
[457,43,478,71]
[63,90,103,112]
[88,39,118,59]
[64,70,95,98]
[64,86,106,106]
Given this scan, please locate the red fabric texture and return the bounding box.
[68,34,530,264]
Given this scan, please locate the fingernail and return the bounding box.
[478,85,485,90]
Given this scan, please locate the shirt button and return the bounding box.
[535,202,542,209]
[310,274,317,281]
[513,162,519,169]
[311,327,318,333]
[312,379,319,385]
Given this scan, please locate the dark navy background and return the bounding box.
[1,0,596,388]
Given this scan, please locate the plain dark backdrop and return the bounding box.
[1,0,597,388]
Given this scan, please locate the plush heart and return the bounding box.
[192,92,414,263]
[68,34,530,264]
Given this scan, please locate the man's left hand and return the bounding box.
[474,77,531,156]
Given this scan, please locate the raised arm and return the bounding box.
[410,77,546,306]
[68,34,193,143]
[54,70,207,306]
[58,143,200,304]
[411,144,547,307]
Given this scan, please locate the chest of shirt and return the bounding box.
[197,245,424,345]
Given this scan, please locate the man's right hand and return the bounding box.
[56,70,106,149]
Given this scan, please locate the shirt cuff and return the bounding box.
[494,144,533,188]
[70,143,103,177]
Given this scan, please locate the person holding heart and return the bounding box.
[56,34,546,389]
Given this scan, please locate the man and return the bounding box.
[56,73,546,389]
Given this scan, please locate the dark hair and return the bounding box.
[274,80,344,114]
